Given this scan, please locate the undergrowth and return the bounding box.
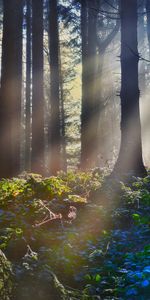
[0,170,150,299]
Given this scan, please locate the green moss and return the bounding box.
[0,250,13,300]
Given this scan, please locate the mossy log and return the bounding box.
[0,250,13,300]
[14,263,81,300]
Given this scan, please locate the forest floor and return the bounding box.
[0,170,150,300]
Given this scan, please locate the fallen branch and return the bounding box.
[32,200,77,228]
[32,213,62,228]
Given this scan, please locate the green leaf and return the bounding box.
[132,213,140,219]
[95,274,101,282]
[84,274,92,281]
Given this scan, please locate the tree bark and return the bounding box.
[81,0,99,169]
[80,0,88,169]
[0,0,23,178]
[25,0,32,171]
[138,1,146,92]
[48,0,61,175]
[31,0,45,175]
[59,51,67,172]
[113,0,146,177]
[146,0,150,59]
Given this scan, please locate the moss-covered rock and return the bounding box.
[0,250,13,300]
[14,260,81,300]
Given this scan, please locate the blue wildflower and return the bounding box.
[143,266,150,273]
[126,288,138,296]
[141,280,149,287]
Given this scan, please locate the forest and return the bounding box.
[0,0,150,299]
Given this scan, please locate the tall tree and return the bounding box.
[48,0,61,175]
[81,0,99,169]
[25,0,32,171]
[138,1,146,92]
[113,0,146,177]
[80,0,89,168]
[59,52,67,172]
[12,0,23,176]
[31,0,45,174]
[80,0,120,169]
[0,0,23,178]
[146,0,150,58]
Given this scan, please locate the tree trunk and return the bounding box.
[139,1,146,92]
[48,0,61,175]
[59,51,67,172]
[25,0,32,171]
[146,0,150,59]
[0,0,23,179]
[80,0,88,169]
[113,0,146,177]
[81,0,99,169]
[12,0,23,176]
[81,0,108,170]
[31,0,45,175]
